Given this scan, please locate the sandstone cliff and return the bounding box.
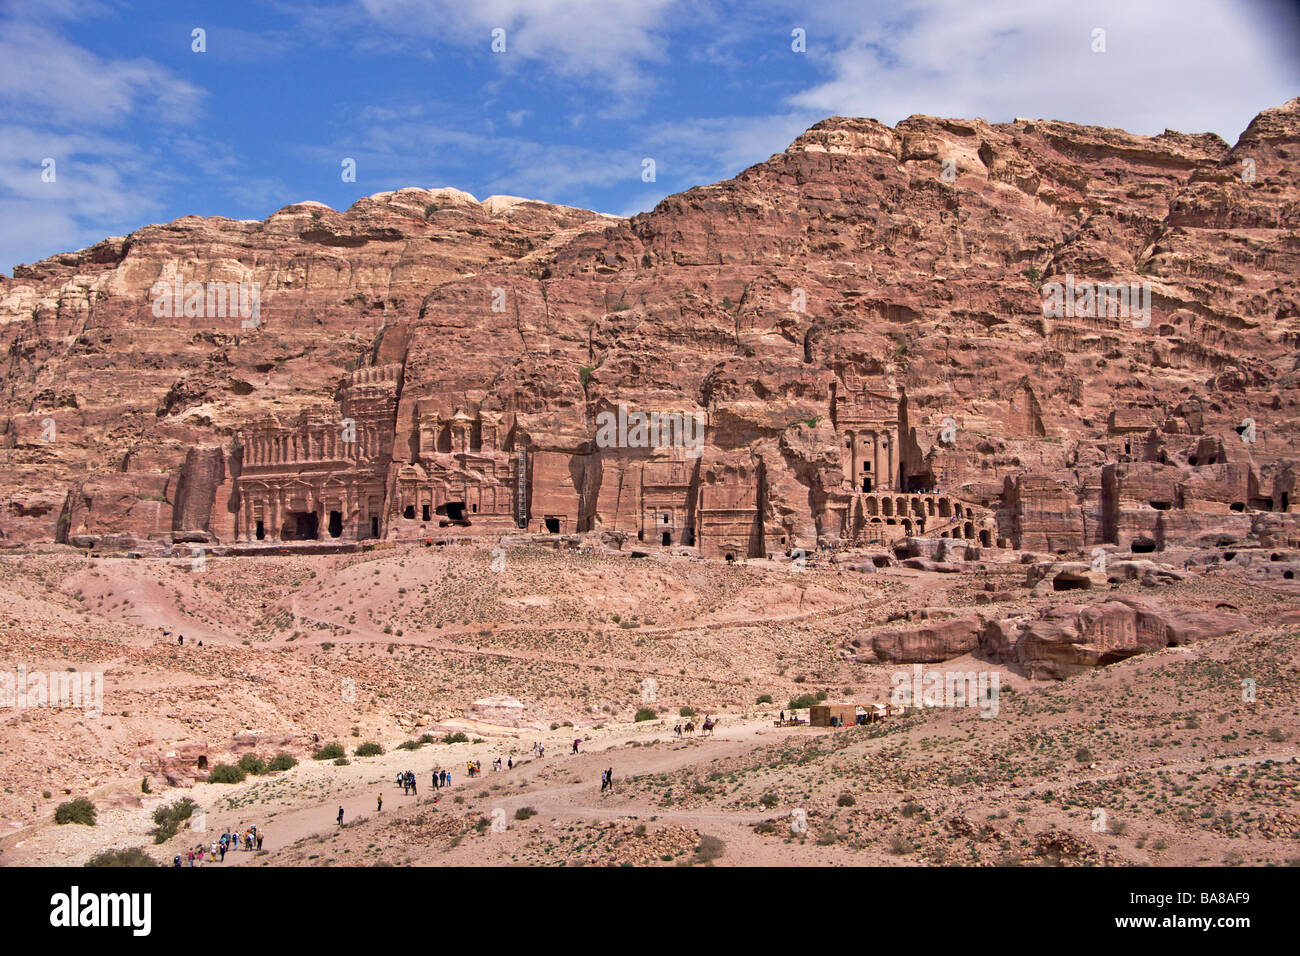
[2,100,1298,557]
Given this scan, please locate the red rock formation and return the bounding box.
[863,616,984,664]
[3,99,1300,558]
[1006,599,1253,679]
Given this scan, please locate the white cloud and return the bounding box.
[356,0,679,92]
[785,0,1300,141]
[0,20,201,128]
[0,7,203,273]
[0,125,169,272]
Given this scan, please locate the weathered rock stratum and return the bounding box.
[3,100,1299,560]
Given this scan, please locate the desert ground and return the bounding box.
[1,537,1297,867]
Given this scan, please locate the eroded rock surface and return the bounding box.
[3,101,1299,566]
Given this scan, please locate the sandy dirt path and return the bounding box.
[200,717,793,866]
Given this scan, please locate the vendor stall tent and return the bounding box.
[809,703,858,727]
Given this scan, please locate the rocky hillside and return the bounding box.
[0,189,616,541]
[2,98,1297,550]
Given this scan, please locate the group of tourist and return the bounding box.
[331,734,619,833]
[377,765,458,812]
[464,756,517,775]
[173,825,262,865]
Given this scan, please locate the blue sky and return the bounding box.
[1,0,1297,275]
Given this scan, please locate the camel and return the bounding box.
[701,717,718,737]
[683,721,695,736]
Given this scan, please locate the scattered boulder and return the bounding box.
[1016,599,1253,679]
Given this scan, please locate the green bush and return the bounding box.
[756,695,773,704]
[54,798,97,826]
[333,757,350,766]
[679,707,696,718]
[788,694,818,711]
[237,754,268,776]
[85,847,157,867]
[355,742,384,757]
[443,732,468,744]
[634,707,657,722]
[312,741,345,760]
[141,777,151,794]
[207,763,246,784]
[150,798,198,843]
[267,753,298,772]
[514,806,537,821]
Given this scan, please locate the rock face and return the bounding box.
[862,616,984,663]
[464,696,534,729]
[989,599,1253,679]
[4,100,1300,558]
